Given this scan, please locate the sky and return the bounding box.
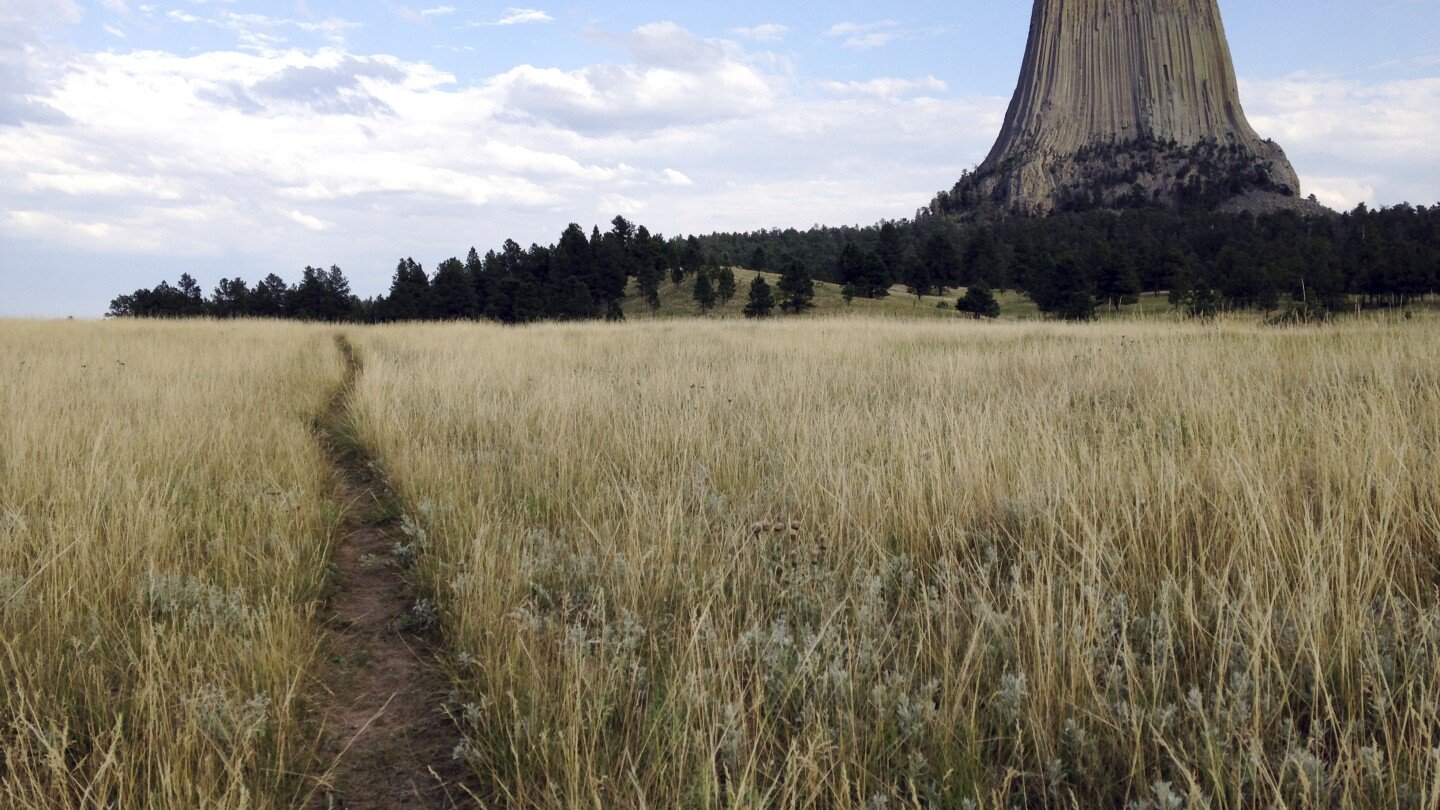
[2,1,1439,317]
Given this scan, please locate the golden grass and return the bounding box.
[348,314,1440,807]
[0,320,342,808]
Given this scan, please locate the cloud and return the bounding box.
[1241,74,1440,208]
[470,8,553,27]
[0,0,82,125]
[825,21,902,50]
[729,24,789,44]
[164,7,359,48]
[488,22,776,134]
[661,168,693,186]
[822,76,949,99]
[3,15,1439,316]
[285,209,331,231]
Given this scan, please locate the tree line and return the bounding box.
[108,216,824,323]
[110,204,1439,323]
[700,203,1440,319]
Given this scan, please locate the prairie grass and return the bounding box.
[0,320,342,808]
[348,315,1440,807]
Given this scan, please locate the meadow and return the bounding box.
[3,314,1439,807]
[0,320,342,807]
[349,315,1440,807]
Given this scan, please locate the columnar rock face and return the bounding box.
[933,0,1313,215]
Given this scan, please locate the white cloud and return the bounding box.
[3,14,1438,316]
[421,6,456,18]
[476,8,553,27]
[825,21,902,50]
[729,23,789,44]
[1241,74,1440,208]
[102,23,126,38]
[285,209,331,231]
[661,168,694,186]
[822,76,949,99]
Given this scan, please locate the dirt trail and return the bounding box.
[310,336,475,808]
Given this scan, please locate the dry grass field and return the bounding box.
[346,315,1440,807]
[4,314,1439,807]
[0,320,341,808]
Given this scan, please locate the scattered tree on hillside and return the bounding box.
[716,266,737,303]
[957,283,1001,319]
[693,270,717,312]
[743,274,776,318]
[777,258,815,314]
[904,250,937,301]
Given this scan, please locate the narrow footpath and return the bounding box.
[310,336,475,808]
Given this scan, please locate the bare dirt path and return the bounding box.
[310,336,476,808]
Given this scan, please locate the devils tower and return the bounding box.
[932,0,1316,216]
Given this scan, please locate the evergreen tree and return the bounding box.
[289,265,355,322]
[1032,254,1096,321]
[963,227,1007,288]
[465,247,489,316]
[692,269,716,312]
[903,250,937,301]
[1091,242,1142,309]
[681,236,704,279]
[750,246,769,271]
[743,274,776,318]
[921,232,962,291]
[716,265,737,303]
[377,258,431,322]
[431,257,478,319]
[860,251,891,298]
[838,243,866,293]
[670,242,687,286]
[177,273,205,312]
[634,226,664,309]
[210,277,251,318]
[777,258,815,314]
[956,283,1001,319]
[251,274,289,318]
[876,221,904,282]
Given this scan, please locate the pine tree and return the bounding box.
[377,258,431,321]
[210,277,251,318]
[876,221,904,283]
[251,274,289,318]
[956,283,1001,319]
[861,251,891,298]
[716,265,737,303]
[750,246,769,271]
[431,257,478,319]
[903,250,936,301]
[777,258,815,314]
[693,269,716,312]
[465,247,489,316]
[921,232,962,291]
[743,274,776,318]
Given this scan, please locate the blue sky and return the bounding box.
[3,0,1440,317]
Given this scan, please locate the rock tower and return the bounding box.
[932,0,1314,215]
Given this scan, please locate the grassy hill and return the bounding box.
[623,267,1175,320]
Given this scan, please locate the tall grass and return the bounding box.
[349,315,1440,807]
[0,320,342,808]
